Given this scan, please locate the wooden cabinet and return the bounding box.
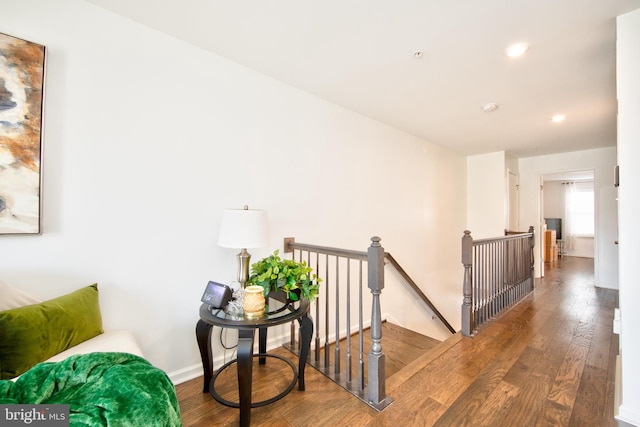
[545,230,558,262]
[545,244,558,261]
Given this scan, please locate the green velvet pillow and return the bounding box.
[0,284,104,379]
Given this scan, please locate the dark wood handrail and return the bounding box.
[384,253,456,334]
[285,238,455,334]
[473,231,533,244]
[284,238,368,260]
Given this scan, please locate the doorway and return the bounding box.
[539,169,595,275]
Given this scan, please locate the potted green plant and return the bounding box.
[248,250,320,302]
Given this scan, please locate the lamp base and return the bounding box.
[237,248,251,288]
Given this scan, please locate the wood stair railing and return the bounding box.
[283,236,454,411]
[461,227,535,336]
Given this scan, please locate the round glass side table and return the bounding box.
[196,293,312,427]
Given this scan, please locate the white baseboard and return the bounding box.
[169,363,203,385]
[168,338,286,385]
[168,313,390,385]
[616,404,640,426]
[615,355,621,418]
[615,355,640,426]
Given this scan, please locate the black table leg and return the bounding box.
[237,328,255,427]
[259,327,267,365]
[195,319,213,393]
[298,313,313,391]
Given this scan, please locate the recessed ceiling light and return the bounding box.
[506,42,529,58]
[413,51,424,59]
[482,103,499,113]
[551,114,566,123]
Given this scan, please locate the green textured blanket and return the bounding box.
[0,352,181,427]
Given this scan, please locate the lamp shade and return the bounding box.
[217,208,268,249]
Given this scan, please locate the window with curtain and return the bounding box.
[565,181,594,240]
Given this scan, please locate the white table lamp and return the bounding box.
[218,206,268,287]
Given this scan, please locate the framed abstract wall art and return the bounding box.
[0,32,46,235]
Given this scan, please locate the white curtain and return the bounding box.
[563,181,576,250]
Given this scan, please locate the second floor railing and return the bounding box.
[283,236,391,410]
[282,236,455,411]
[461,227,535,336]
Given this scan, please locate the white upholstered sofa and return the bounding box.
[0,281,143,380]
[0,281,182,426]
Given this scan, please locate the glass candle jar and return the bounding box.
[243,285,265,317]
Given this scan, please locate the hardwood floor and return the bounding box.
[176,256,627,426]
[298,319,442,385]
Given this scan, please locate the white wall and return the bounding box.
[506,155,520,231]
[467,151,506,238]
[616,8,640,425]
[519,148,618,287]
[544,181,565,219]
[0,0,466,381]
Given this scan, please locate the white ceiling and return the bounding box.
[85,0,640,158]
